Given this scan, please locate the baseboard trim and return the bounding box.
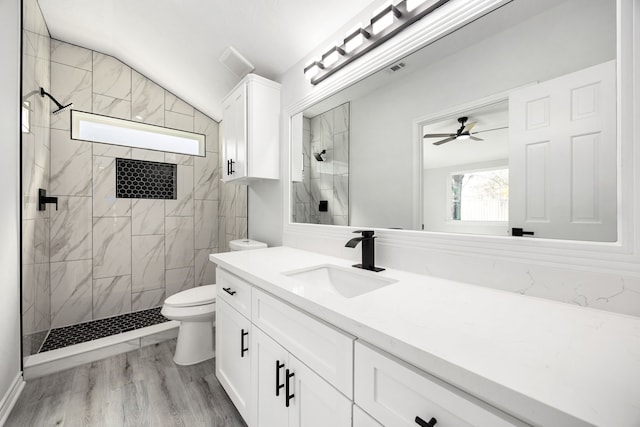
[0,372,25,426]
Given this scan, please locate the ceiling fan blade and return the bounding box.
[423,133,454,138]
[472,126,508,134]
[463,121,477,132]
[433,136,456,146]
[470,136,483,141]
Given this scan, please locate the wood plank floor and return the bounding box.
[6,339,247,427]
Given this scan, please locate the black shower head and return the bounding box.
[40,87,73,115]
[313,149,326,161]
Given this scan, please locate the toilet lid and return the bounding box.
[164,285,217,307]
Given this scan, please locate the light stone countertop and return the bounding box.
[210,246,640,427]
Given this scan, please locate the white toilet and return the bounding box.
[161,238,267,365]
[162,285,217,365]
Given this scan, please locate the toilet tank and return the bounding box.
[229,239,267,251]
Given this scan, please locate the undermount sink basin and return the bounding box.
[283,264,397,298]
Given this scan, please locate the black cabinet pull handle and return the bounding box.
[415,416,437,427]
[512,227,534,237]
[240,329,249,358]
[275,360,285,396]
[230,159,235,174]
[226,160,230,175]
[222,287,236,296]
[285,369,295,407]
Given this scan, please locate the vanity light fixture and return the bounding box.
[304,0,449,85]
[371,4,402,35]
[322,45,345,67]
[344,28,370,53]
[406,0,428,12]
[304,60,325,80]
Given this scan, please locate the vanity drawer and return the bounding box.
[216,268,252,318]
[354,342,526,427]
[252,288,354,398]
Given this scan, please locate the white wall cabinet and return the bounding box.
[215,298,252,422]
[221,74,280,183]
[251,327,352,427]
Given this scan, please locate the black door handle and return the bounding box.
[240,329,249,358]
[222,287,236,296]
[229,159,235,174]
[226,159,231,176]
[285,369,295,407]
[512,227,534,237]
[275,360,285,396]
[415,416,437,427]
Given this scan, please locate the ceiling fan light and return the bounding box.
[457,134,471,140]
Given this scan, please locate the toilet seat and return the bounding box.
[164,285,217,308]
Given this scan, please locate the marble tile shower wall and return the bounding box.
[294,103,349,225]
[21,0,51,350]
[47,40,224,329]
[292,118,311,223]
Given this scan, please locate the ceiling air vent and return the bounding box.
[219,46,255,78]
[389,62,406,72]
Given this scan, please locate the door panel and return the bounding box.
[509,60,616,241]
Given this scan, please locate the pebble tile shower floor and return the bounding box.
[38,308,169,353]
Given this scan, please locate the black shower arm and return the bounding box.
[40,87,65,110]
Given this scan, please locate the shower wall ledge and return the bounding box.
[23,320,179,380]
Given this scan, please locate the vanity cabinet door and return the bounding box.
[215,298,252,423]
[355,342,526,427]
[251,327,289,427]
[287,353,352,427]
[353,405,383,427]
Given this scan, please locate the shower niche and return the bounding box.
[115,158,177,200]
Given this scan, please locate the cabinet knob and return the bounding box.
[415,416,437,427]
[285,369,295,407]
[275,360,285,396]
[222,287,236,296]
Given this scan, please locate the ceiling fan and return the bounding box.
[423,116,505,146]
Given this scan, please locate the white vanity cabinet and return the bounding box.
[221,74,280,183]
[251,327,352,427]
[354,342,526,427]
[216,268,354,427]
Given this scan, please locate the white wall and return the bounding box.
[348,0,614,229]
[0,0,24,415]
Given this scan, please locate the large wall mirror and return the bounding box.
[290,0,617,242]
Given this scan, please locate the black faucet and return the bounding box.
[345,230,385,272]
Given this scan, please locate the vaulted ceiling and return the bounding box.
[38,0,375,120]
